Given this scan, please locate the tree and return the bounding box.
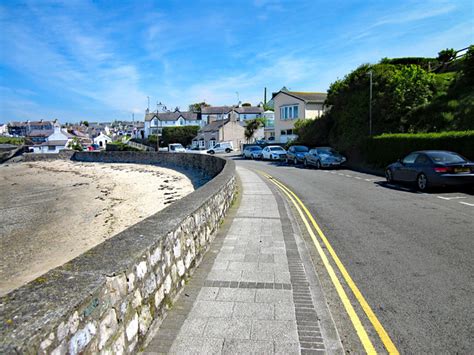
[437,48,456,63]
[244,119,263,142]
[161,126,200,147]
[67,137,83,151]
[241,102,251,107]
[82,120,89,127]
[188,102,210,112]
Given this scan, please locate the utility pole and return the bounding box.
[367,70,373,136]
[156,102,164,152]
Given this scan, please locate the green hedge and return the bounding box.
[363,131,474,167]
[106,142,140,151]
[0,137,25,145]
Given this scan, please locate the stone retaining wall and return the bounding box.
[0,151,236,354]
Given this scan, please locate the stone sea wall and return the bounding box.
[0,152,236,354]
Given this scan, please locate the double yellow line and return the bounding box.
[259,171,399,355]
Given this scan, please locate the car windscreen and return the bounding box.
[250,146,262,151]
[427,152,467,164]
[270,147,284,151]
[318,148,337,156]
[293,146,308,152]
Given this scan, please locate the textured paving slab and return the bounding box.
[144,167,330,354]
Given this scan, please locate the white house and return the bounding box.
[93,132,112,149]
[144,109,203,138]
[30,121,72,154]
[272,88,327,143]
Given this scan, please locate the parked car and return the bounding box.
[286,145,309,164]
[86,144,100,151]
[242,146,263,159]
[385,150,474,191]
[261,145,287,160]
[304,147,346,168]
[168,143,186,152]
[207,141,233,154]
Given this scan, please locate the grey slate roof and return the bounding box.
[200,119,230,132]
[201,106,233,115]
[201,106,263,115]
[145,111,198,122]
[38,140,68,146]
[235,106,263,114]
[272,90,327,103]
[28,129,53,137]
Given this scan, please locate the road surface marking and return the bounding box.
[365,179,372,182]
[345,174,353,178]
[259,171,399,355]
[355,177,362,180]
[459,201,474,207]
[258,173,377,354]
[437,196,467,200]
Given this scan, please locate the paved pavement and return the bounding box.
[144,167,343,354]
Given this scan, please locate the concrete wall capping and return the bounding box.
[0,151,236,354]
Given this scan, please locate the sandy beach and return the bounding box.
[0,160,196,296]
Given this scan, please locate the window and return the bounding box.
[280,105,299,120]
[48,146,55,151]
[415,154,430,165]
[281,129,294,135]
[402,153,418,164]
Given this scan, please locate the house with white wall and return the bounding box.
[272,89,327,143]
[93,132,112,149]
[144,109,203,138]
[30,121,72,153]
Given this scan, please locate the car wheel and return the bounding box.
[285,157,290,164]
[208,150,215,155]
[417,173,429,191]
[293,158,298,165]
[303,159,309,168]
[316,160,321,169]
[385,169,393,183]
[225,148,231,153]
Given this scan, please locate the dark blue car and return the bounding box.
[385,150,474,191]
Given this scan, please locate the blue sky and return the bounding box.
[0,0,472,123]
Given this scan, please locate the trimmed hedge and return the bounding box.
[363,131,474,167]
[106,142,140,151]
[0,137,25,145]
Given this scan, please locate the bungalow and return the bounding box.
[272,88,327,143]
[93,132,112,149]
[144,109,203,138]
[192,113,245,150]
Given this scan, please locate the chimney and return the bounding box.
[264,87,267,105]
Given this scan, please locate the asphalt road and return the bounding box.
[234,155,473,353]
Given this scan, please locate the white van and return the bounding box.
[207,141,233,154]
[168,143,186,152]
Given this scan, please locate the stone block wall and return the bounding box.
[0,152,236,354]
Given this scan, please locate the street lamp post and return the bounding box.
[367,70,373,136]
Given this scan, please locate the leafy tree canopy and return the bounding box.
[188,102,210,112]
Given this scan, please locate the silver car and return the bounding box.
[242,146,263,159]
[304,147,346,168]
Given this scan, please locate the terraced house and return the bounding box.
[272,88,327,143]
